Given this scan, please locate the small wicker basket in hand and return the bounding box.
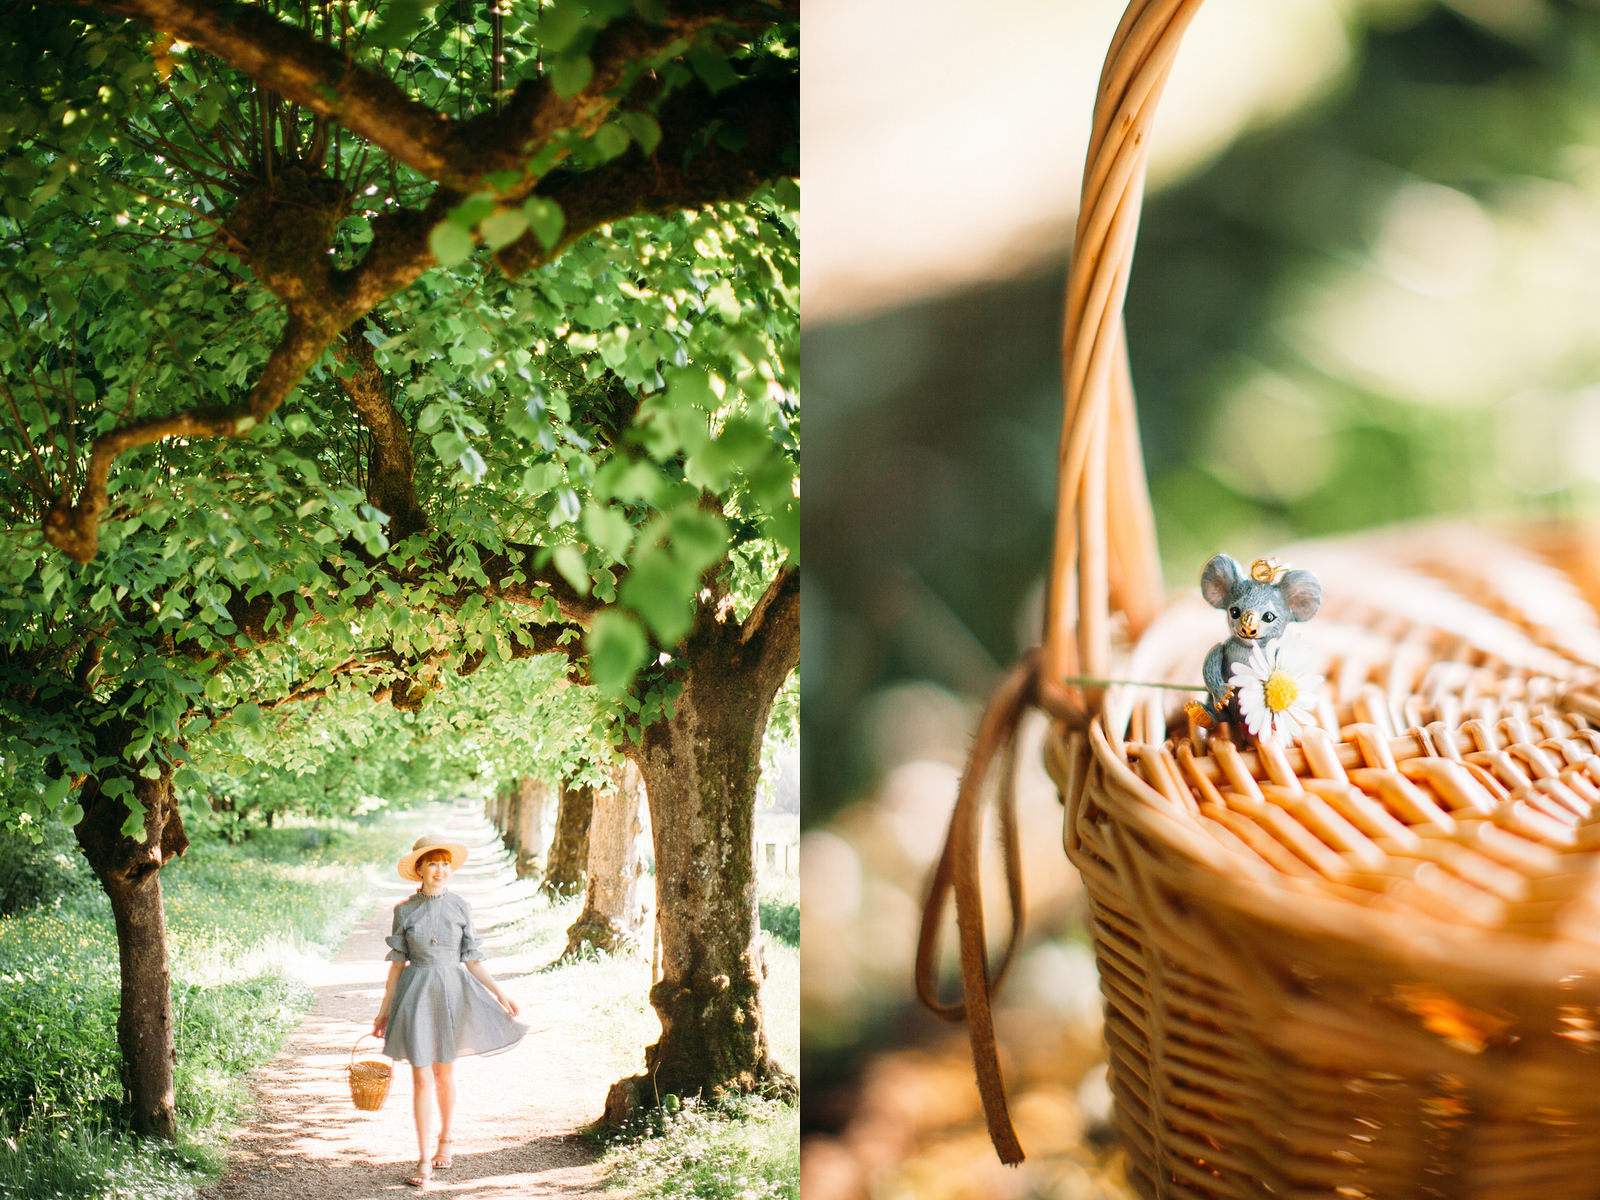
[917,2,1600,1196]
[348,1034,392,1112]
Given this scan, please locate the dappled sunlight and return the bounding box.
[199,800,627,1198]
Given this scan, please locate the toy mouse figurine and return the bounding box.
[1191,554,1322,730]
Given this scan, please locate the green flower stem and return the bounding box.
[1058,674,1207,693]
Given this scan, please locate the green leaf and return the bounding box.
[418,403,446,434]
[480,207,530,249]
[592,122,630,162]
[668,508,728,575]
[665,367,717,410]
[539,3,586,53]
[521,461,561,495]
[552,545,590,595]
[549,54,593,99]
[368,0,437,49]
[521,197,565,249]
[598,325,630,369]
[234,702,262,730]
[582,502,634,562]
[619,546,695,645]
[587,610,647,695]
[428,220,474,267]
[687,46,740,94]
[431,430,469,463]
[457,447,488,483]
[447,193,497,228]
[617,112,662,155]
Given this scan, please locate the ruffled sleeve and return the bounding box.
[458,896,485,961]
[384,904,410,963]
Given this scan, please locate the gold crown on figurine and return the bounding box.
[1250,557,1285,584]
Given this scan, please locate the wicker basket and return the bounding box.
[348,1033,392,1112]
[916,2,1600,1196]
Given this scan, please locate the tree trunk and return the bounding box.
[604,641,796,1122]
[513,777,550,880]
[563,762,646,957]
[541,782,593,897]
[490,785,506,840]
[74,743,189,1139]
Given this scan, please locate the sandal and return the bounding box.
[432,1135,453,1171]
[406,1159,432,1190]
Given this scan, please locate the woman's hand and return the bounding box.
[498,993,520,1019]
[373,1012,389,1038]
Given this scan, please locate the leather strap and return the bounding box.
[914,649,1041,1164]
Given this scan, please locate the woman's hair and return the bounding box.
[416,848,454,871]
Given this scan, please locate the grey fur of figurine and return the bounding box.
[1196,554,1322,724]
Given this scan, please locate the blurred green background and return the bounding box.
[801,0,1600,1192]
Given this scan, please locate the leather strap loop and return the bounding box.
[914,650,1040,1164]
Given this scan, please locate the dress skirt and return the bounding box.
[380,889,528,1068]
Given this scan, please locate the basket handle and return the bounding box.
[916,0,1205,1165]
[1041,0,1205,716]
[351,1032,386,1064]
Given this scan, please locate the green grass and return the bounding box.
[758,876,798,947]
[585,878,799,1200]
[0,812,799,1200]
[493,877,799,1200]
[600,1095,799,1200]
[0,807,429,1200]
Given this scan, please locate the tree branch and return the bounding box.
[41,13,796,564]
[92,0,750,196]
[480,542,606,627]
[335,324,426,540]
[44,313,334,562]
[495,66,798,277]
[740,564,798,692]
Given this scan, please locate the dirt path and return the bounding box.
[204,801,612,1198]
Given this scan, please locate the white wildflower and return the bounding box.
[1229,636,1324,746]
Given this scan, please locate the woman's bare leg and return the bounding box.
[410,1066,434,1184]
[430,1061,456,1166]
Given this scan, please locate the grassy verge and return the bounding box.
[586,875,799,1200]
[601,1095,798,1200]
[0,806,430,1200]
[759,875,798,948]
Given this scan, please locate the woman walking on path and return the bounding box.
[374,834,528,1191]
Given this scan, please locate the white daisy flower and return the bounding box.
[1228,636,1324,746]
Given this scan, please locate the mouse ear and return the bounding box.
[1278,569,1323,622]
[1200,554,1242,608]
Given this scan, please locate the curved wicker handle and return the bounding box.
[1041,0,1206,715]
[915,1,1209,1166]
[350,1032,386,1064]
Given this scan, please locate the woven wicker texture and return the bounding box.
[348,1035,392,1112]
[916,0,1600,1193]
[1053,526,1600,1198]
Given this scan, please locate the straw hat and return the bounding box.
[396,834,469,882]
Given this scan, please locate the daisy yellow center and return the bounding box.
[1264,670,1298,713]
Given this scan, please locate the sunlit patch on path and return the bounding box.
[203,800,618,1198]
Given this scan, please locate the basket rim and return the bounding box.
[1050,716,1600,997]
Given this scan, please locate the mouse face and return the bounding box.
[1201,554,1322,644]
[1219,577,1289,643]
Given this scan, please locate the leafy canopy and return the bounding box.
[0,0,798,839]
